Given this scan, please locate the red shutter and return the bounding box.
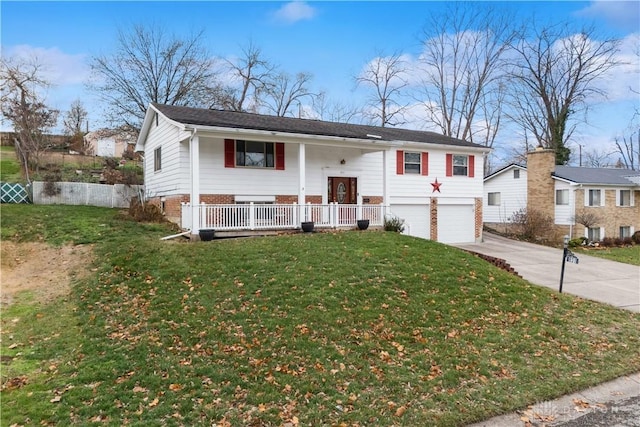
[446,154,453,177]
[396,150,404,175]
[468,155,475,177]
[224,139,235,168]
[421,152,429,176]
[275,143,285,170]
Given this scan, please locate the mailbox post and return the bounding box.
[559,235,579,293]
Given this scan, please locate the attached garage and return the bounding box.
[437,204,475,244]
[390,204,430,239]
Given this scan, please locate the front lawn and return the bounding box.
[1,205,639,426]
[574,245,640,266]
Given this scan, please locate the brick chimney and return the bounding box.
[526,147,556,221]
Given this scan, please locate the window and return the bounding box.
[513,169,520,179]
[488,192,501,206]
[588,227,601,242]
[587,189,601,207]
[620,226,631,239]
[236,140,274,168]
[618,189,632,206]
[404,152,421,174]
[154,147,162,171]
[453,155,468,176]
[556,189,569,205]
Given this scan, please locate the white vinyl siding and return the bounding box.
[483,166,527,224]
[143,113,188,196]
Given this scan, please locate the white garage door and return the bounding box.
[390,204,430,239]
[97,139,116,157]
[438,204,475,244]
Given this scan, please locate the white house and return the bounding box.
[135,103,490,243]
[484,148,640,241]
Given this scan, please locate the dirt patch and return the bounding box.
[1,241,94,306]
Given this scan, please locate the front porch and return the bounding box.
[181,202,387,234]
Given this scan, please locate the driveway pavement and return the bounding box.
[454,233,640,312]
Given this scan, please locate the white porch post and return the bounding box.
[298,143,306,221]
[382,149,390,208]
[190,131,200,236]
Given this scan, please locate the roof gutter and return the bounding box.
[182,123,403,149]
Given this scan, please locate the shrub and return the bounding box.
[508,208,553,241]
[622,237,633,246]
[384,216,405,233]
[128,198,165,222]
[600,237,615,247]
[568,237,587,248]
[632,231,640,245]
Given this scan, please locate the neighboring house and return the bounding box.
[135,103,490,243]
[84,129,137,157]
[484,148,640,241]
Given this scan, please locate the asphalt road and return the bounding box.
[454,233,640,312]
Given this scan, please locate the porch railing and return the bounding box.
[181,202,387,232]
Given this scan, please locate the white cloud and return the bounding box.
[3,44,90,86]
[576,1,640,32]
[272,1,317,24]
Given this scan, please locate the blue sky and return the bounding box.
[1,1,639,166]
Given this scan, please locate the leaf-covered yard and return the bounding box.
[1,205,639,426]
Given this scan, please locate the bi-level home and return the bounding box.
[135,103,490,243]
[484,148,640,241]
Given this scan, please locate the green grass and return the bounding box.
[0,147,22,182]
[1,205,640,426]
[574,245,640,266]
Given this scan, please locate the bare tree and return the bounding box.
[1,56,59,179]
[261,71,315,117]
[356,52,408,127]
[63,99,88,135]
[583,147,614,167]
[417,3,515,143]
[571,211,601,229]
[88,24,219,128]
[220,41,275,112]
[312,91,361,123]
[508,23,620,165]
[614,128,639,170]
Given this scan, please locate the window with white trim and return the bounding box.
[453,155,468,176]
[154,147,162,172]
[587,227,601,242]
[618,189,632,207]
[236,140,275,168]
[404,152,421,174]
[488,192,501,206]
[620,226,631,239]
[587,189,602,207]
[513,169,520,179]
[555,189,569,205]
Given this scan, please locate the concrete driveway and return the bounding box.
[454,233,640,312]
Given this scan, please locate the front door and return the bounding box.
[328,177,357,204]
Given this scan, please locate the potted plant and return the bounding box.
[199,229,215,241]
[357,219,370,230]
[301,221,314,233]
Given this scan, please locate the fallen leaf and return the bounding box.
[149,398,159,407]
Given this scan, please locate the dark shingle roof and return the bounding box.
[152,103,483,149]
[553,166,640,186]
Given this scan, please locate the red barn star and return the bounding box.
[431,178,442,193]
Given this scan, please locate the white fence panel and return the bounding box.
[33,182,142,208]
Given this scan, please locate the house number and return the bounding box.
[337,182,347,203]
